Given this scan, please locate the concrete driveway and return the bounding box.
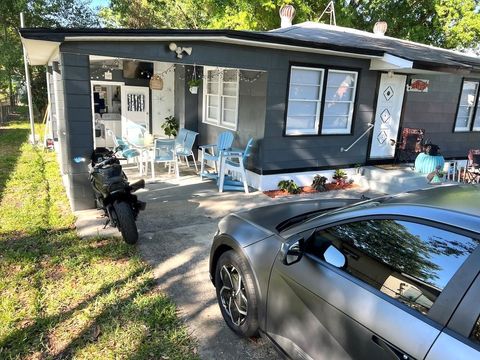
[76,166,380,359]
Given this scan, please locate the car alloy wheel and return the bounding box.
[219,264,248,326]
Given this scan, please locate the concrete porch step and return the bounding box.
[354,166,441,194]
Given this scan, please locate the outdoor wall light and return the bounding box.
[168,42,192,59]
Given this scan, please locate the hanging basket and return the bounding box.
[189,86,198,94]
[149,74,164,90]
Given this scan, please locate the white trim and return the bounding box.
[285,66,324,136]
[202,67,239,131]
[454,80,479,132]
[246,168,358,191]
[321,69,358,135]
[370,53,414,71]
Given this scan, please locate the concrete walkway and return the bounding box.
[76,166,382,359]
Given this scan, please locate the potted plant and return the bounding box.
[333,169,348,187]
[188,78,202,94]
[161,116,179,138]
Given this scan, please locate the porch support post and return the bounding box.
[60,52,95,211]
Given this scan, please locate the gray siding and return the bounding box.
[261,54,376,173]
[58,40,480,176]
[60,53,94,211]
[402,74,480,158]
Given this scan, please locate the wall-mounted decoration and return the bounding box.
[127,94,145,112]
[104,71,113,80]
[407,79,429,92]
[149,74,164,90]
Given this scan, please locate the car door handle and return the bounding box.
[372,335,412,360]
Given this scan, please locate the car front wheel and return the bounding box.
[215,250,259,337]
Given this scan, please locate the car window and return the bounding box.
[471,316,480,344]
[308,220,478,316]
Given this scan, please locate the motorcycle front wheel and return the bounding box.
[112,200,138,244]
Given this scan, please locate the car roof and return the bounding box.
[284,185,480,237]
[379,184,480,217]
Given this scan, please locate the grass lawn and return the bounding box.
[0,121,199,359]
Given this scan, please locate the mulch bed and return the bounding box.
[264,182,357,198]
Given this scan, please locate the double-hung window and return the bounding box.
[285,65,358,136]
[455,80,480,132]
[203,67,239,130]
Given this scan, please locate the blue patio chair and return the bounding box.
[199,131,235,180]
[107,129,143,172]
[218,138,254,194]
[151,139,179,180]
[175,128,199,171]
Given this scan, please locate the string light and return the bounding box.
[91,59,265,83]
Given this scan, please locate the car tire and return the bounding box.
[215,250,259,337]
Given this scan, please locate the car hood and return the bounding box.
[236,198,360,234]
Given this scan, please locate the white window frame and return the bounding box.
[202,67,239,131]
[321,69,358,135]
[455,80,479,132]
[285,66,324,136]
[285,66,358,136]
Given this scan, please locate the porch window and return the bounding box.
[285,66,358,136]
[455,80,479,132]
[203,67,239,130]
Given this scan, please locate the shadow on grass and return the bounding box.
[0,230,197,359]
[0,125,30,202]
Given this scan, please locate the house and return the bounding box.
[20,15,480,211]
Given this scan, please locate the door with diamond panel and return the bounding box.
[369,73,407,160]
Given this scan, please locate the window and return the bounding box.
[203,67,239,130]
[455,80,480,132]
[322,70,358,134]
[285,66,358,136]
[308,220,478,315]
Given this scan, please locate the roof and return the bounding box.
[19,22,480,73]
[267,22,480,72]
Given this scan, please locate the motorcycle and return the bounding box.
[88,147,146,244]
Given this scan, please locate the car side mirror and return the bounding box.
[280,237,305,266]
[323,245,346,268]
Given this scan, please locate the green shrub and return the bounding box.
[333,169,348,184]
[311,175,328,192]
[278,180,301,194]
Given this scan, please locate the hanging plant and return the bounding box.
[188,78,201,94]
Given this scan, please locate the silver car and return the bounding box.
[209,185,480,359]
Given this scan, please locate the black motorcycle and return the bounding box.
[89,147,146,244]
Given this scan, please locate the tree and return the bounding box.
[101,0,480,52]
[0,0,100,116]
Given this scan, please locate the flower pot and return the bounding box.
[189,86,198,94]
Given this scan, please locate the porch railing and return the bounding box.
[340,123,374,152]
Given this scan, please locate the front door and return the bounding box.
[369,73,407,160]
[121,85,150,141]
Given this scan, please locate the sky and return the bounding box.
[89,0,109,9]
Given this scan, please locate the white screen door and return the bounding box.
[121,85,150,141]
[369,74,407,159]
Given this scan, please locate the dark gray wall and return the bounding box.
[197,70,268,171]
[402,74,480,158]
[58,41,480,175]
[261,54,376,173]
[60,52,94,211]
